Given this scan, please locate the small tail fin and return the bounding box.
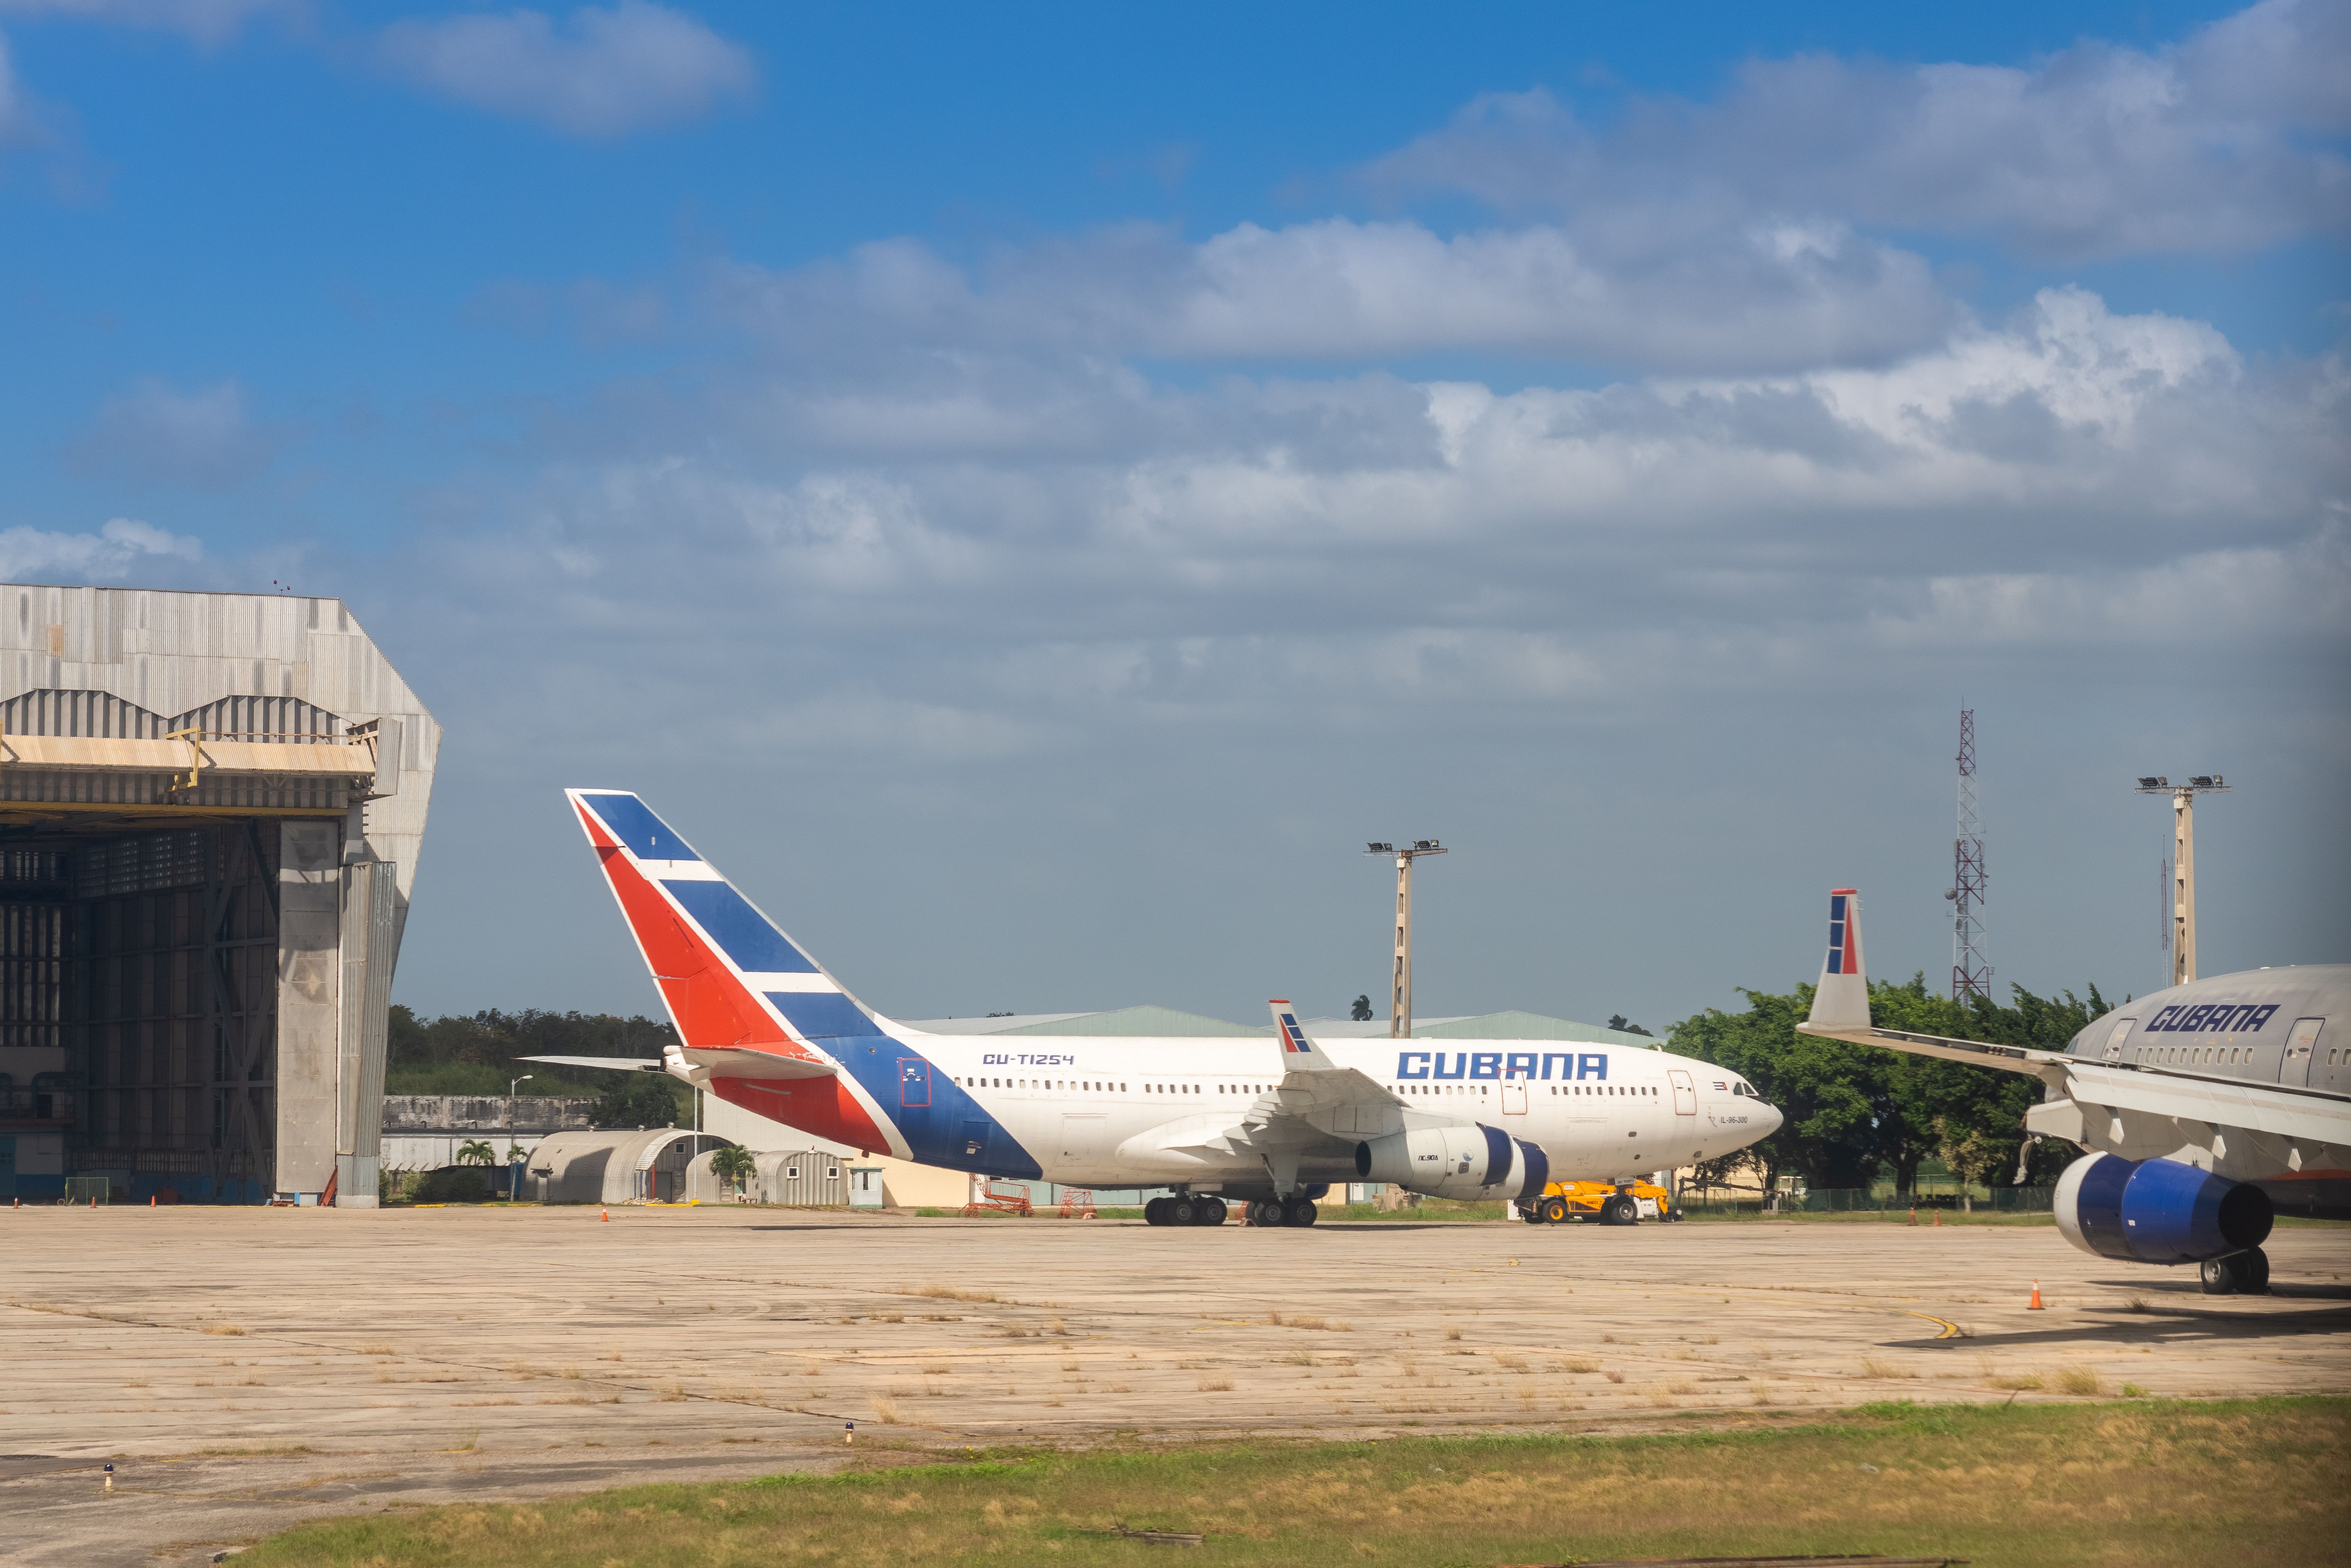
[1806,887,1871,1032]
[1268,1000,1342,1074]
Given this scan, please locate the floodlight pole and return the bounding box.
[1366,841,1447,1039]
[2134,776,2231,986]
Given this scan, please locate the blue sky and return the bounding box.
[1,0,2345,1031]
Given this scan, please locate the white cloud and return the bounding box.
[404,287,2345,768]
[376,1,754,138]
[714,214,1960,376]
[72,377,275,488]
[0,0,297,47]
[0,32,43,148]
[1365,0,2351,259]
[0,516,200,581]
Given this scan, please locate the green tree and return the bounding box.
[1934,1116,2003,1212]
[708,1144,757,1201]
[591,1073,681,1130]
[1670,986,1885,1190]
[1607,1014,1654,1038]
[1351,994,1375,1022]
[386,1006,685,1105]
[455,1139,497,1166]
[1669,974,2114,1196]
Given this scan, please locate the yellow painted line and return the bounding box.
[1905,1311,1963,1340]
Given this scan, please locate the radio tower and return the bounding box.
[1949,709,1991,1001]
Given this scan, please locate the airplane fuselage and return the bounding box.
[702,1031,1774,1195]
[2042,963,2348,1219]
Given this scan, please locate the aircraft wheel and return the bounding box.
[1284,1198,1319,1227]
[1144,1197,1168,1226]
[1250,1199,1282,1227]
[2200,1252,2251,1294]
[1197,1197,1228,1225]
[2240,1246,2272,1294]
[1540,1196,1570,1224]
[1169,1196,1198,1226]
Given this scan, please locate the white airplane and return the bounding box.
[527,790,1784,1227]
[1798,888,2348,1293]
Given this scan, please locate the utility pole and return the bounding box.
[1947,709,1991,1001]
[2135,775,2230,985]
[1366,840,1447,1038]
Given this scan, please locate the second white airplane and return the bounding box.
[536,790,1785,1227]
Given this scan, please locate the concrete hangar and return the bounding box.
[0,584,437,1207]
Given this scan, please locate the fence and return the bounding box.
[1682,1185,2054,1214]
[63,1175,111,1204]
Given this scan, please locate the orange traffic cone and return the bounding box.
[1907,1205,1917,1225]
[2027,1280,2045,1310]
[1932,1208,1942,1227]
[600,1208,609,1223]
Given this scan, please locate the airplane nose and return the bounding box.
[1755,1100,1785,1137]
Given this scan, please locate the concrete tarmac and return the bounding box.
[5,1205,2346,1567]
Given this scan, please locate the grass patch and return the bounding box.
[230,1398,2350,1568]
[1320,1198,1509,1223]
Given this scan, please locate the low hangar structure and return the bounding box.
[0,584,437,1206]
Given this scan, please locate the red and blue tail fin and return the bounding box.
[567,789,889,1065]
[567,789,912,1152]
[1807,887,1871,1032]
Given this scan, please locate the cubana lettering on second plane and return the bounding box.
[535,790,1785,1229]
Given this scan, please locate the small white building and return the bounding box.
[685,1147,848,1205]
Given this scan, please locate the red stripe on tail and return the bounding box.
[574,799,822,1063]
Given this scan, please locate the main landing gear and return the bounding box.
[2200,1246,2271,1295]
[1142,1194,1319,1226]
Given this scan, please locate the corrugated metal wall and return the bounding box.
[759,1149,847,1205]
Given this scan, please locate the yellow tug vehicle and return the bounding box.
[1516,1178,1680,1226]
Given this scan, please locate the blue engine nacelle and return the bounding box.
[2054,1152,2272,1265]
[1356,1125,1549,1202]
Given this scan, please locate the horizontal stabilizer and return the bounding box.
[517,1054,665,1073]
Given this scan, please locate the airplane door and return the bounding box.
[1501,1083,1527,1116]
[1058,1114,1107,1171]
[2282,1018,2324,1086]
[1668,1068,1697,1117]
[899,1058,931,1108]
[2101,1020,2136,1062]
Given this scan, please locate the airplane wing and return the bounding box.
[516,1049,838,1082]
[1265,1000,1410,1140]
[1791,888,2351,1149]
[1117,1002,1415,1180]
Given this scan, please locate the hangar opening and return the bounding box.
[0,586,438,1206]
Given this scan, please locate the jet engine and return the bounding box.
[2053,1152,2272,1265]
[1356,1124,1549,1201]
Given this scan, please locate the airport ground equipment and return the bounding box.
[964,1179,1034,1218]
[542,791,1785,1230]
[1516,1177,1679,1225]
[1799,886,2346,1295]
